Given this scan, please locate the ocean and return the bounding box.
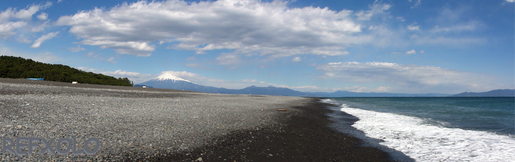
[321,97,515,162]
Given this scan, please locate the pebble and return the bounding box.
[0,81,308,161]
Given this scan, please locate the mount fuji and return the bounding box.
[135,72,232,93]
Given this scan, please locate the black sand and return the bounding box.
[149,100,394,162]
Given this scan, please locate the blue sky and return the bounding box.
[1,0,513,94]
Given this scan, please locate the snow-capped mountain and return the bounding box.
[154,72,191,82]
[135,72,230,92]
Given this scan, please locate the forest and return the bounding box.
[0,56,133,86]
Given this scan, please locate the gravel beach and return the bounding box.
[0,78,392,161]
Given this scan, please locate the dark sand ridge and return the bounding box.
[0,78,400,161]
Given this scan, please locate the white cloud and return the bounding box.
[0,3,52,37]
[31,21,49,32]
[106,70,142,77]
[84,51,118,63]
[13,3,51,20]
[68,45,86,52]
[292,57,302,62]
[420,50,424,53]
[414,36,485,45]
[391,52,402,54]
[410,0,422,9]
[316,62,507,93]
[0,21,27,37]
[0,2,52,21]
[406,49,416,54]
[37,12,48,20]
[56,0,363,57]
[407,24,420,30]
[0,46,62,63]
[355,1,391,21]
[506,0,514,2]
[396,16,405,22]
[216,53,241,65]
[430,21,481,33]
[78,67,154,84]
[31,31,59,48]
[368,25,379,30]
[15,35,32,43]
[242,79,257,83]
[185,63,201,68]
[107,57,116,63]
[86,51,99,58]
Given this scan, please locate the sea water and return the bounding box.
[321,97,515,162]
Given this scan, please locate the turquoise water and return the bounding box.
[322,97,515,162]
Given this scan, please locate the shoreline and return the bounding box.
[155,99,394,162]
[1,79,394,161]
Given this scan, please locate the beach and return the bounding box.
[0,78,391,161]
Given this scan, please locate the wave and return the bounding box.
[322,99,515,162]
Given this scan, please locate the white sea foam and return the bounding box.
[335,102,515,162]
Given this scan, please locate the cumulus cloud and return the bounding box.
[0,21,27,37]
[68,45,86,52]
[0,3,52,38]
[292,57,302,62]
[316,62,506,93]
[37,12,48,20]
[406,49,416,54]
[31,31,59,48]
[56,0,364,57]
[12,2,51,20]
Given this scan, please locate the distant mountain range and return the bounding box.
[451,89,515,97]
[135,73,459,97]
[136,72,514,97]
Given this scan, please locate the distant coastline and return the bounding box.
[451,89,515,97]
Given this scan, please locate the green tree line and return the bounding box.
[0,56,133,86]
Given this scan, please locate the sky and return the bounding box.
[0,0,514,94]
